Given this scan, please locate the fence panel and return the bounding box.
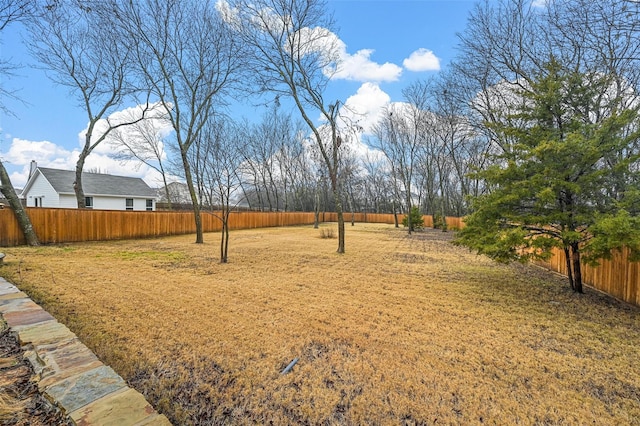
[536,247,640,306]
[3,207,640,307]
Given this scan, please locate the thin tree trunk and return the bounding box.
[0,161,39,246]
[220,214,229,263]
[571,242,583,293]
[313,188,320,229]
[563,246,575,291]
[224,216,230,262]
[406,195,412,235]
[181,151,204,243]
[335,191,345,253]
[348,193,355,226]
[393,201,399,228]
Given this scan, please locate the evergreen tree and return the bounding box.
[455,59,640,292]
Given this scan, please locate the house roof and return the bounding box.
[36,167,157,198]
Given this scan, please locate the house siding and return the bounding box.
[23,173,60,207]
[87,196,152,211]
[59,194,78,208]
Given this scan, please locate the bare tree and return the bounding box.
[223,0,348,252]
[191,119,244,263]
[117,0,243,243]
[371,88,427,234]
[107,106,174,208]
[28,0,152,209]
[0,0,38,245]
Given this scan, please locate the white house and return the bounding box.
[21,163,157,211]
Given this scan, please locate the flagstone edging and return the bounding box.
[0,277,171,426]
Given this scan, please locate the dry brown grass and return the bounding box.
[1,223,640,425]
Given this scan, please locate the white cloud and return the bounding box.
[285,24,402,82]
[4,138,76,167]
[333,46,403,82]
[341,82,391,134]
[2,137,166,188]
[215,0,402,83]
[403,48,440,72]
[3,103,176,189]
[79,102,172,155]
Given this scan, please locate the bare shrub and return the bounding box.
[319,227,336,239]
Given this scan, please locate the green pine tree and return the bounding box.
[455,58,640,293]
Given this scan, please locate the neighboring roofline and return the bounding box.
[23,167,157,199]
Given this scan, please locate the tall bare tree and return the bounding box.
[222,0,348,252]
[28,0,151,209]
[117,0,243,243]
[0,0,38,245]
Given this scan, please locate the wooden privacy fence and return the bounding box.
[0,208,464,246]
[2,207,639,307]
[0,208,321,246]
[536,247,640,307]
[1,208,463,246]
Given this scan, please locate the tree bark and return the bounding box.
[0,161,39,246]
[74,155,87,208]
[393,201,399,228]
[181,150,204,244]
[571,242,584,293]
[313,188,320,229]
[406,195,413,235]
[334,189,345,253]
[220,212,229,263]
[563,246,575,291]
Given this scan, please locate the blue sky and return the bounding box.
[0,0,477,188]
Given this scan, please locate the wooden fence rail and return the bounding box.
[1,207,639,307]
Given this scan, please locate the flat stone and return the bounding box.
[5,308,56,328]
[70,387,158,426]
[0,279,19,295]
[16,321,75,346]
[37,339,104,390]
[0,297,39,314]
[45,365,128,414]
[134,413,173,426]
[0,291,29,303]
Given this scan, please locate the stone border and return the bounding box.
[0,277,171,425]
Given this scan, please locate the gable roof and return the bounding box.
[36,167,156,198]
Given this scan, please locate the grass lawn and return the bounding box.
[1,223,640,424]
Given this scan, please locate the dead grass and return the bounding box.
[1,223,640,425]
